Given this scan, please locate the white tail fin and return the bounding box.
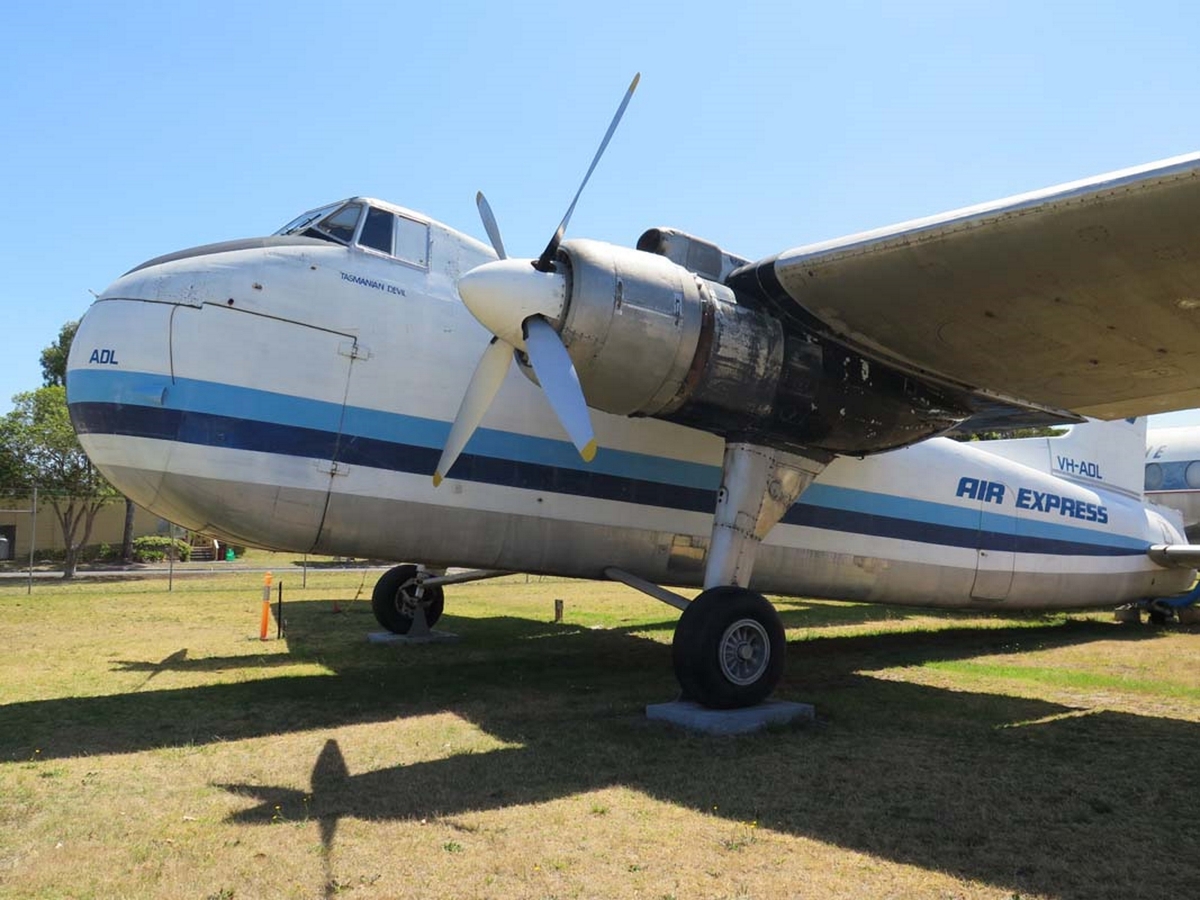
[969,417,1148,498]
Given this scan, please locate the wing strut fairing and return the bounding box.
[1148,544,1200,568]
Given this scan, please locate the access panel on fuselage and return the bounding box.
[165,304,357,551]
[968,477,1016,601]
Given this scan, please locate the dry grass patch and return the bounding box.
[3,573,1200,898]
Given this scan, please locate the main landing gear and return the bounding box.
[668,442,826,707]
[370,441,825,709]
[672,586,786,708]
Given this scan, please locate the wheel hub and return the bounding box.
[719,617,770,686]
[396,578,424,617]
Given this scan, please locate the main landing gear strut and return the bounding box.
[612,442,825,707]
[670,442,825,707]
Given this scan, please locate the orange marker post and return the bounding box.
[259,572,273,641]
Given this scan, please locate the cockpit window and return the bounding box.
[359,207,394,254]
[274,202,341,236]
[314,203,363,244]
[394,215,430,268]
[275,200,429,267]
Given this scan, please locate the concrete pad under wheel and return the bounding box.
[646,699,815,735]
[367,630,460,645]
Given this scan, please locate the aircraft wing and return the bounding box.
[755,152,1200,420]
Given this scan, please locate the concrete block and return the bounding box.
[646,699,814,735]
[367,630,459,645]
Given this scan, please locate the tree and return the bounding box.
[0,441,21,489]
[40,320,78,388]
[949,425,1068,442]
[38,318,138,562]
[0,386,117,578]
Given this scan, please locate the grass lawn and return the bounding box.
[2,571,1199,899]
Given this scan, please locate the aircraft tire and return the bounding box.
[671,586,785,709]
[371,564,445,634]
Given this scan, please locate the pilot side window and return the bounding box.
[359,207,394,254]
[394,215,430,269]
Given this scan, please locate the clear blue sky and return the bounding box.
[5,0,1200,426]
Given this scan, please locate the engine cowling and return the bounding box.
[527,239,776,420]
[527,239,969,457]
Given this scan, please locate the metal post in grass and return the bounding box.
[166,522,181,592]
[277,580,284,639]
[29,486,36,595]
[303,553,307,589]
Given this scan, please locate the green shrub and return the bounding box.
[130,535,191,563]
[78,542,120,563]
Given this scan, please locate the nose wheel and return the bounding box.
[671,586,786,709]
[371,564,445,634]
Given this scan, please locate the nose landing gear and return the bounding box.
[371,564,445,635]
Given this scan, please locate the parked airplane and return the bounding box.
[66,77,1200,708]
[1146,425,1200,538]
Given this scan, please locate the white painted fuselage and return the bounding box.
[67,200,1192,610]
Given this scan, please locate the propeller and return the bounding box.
[534,72,640,273]
[476,192,507,260]
[432,73,640,487]
[523,317,597,462]
[432,338,512,488]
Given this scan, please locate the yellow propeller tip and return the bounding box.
[580,440,598,463]
[432,472,443,488]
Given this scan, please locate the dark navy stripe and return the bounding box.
[67,369,721,491]
[69,402,717,514]
[70,401,1148,559]
[783,504,1141,557]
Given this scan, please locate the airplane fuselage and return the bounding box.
[1146,426,1200,539]
[67,200,1192,611]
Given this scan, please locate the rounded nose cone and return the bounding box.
[456,259,567,348]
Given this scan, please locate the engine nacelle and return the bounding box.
[536,239,780,422]
[531,238,969,456]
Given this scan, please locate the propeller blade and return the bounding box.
[533,73,640,273]
[523,317,597,461]
[476,191,507,260]
[433,338,512,486]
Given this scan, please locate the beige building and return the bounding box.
[0,495,164,561]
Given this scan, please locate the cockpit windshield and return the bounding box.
[274,202,342,237]
[275,201,363,246]
[274,199,430,269]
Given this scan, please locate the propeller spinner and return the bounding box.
[432,73,640,486]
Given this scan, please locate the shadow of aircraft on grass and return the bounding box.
[2,599,1197,899]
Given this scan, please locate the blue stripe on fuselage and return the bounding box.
[67,369,719,491]
[67,369,1148,558]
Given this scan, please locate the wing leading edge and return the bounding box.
[743,152,1200,420]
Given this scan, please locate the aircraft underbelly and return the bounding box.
[303,467,1185,608]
